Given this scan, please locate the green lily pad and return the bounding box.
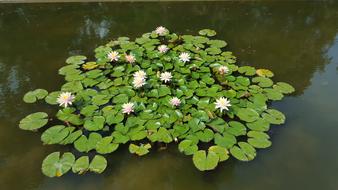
[230,142,256,161]
[262,109,285,124]
[129,143,151,156]
[84,116,105,131]
[178,139,198,155]
[41,125,70,145]
[89,155,107,174]
[96,136,119,154]
[206,117,227,133]
[238,66,256,76]
[273,82,295,94]
[252,77,273,87]
[42,152,75,177]
[256,69,274,78]
[198,29,216,37]
[208,145,229,162]
[74,133,102,152]
[45,91,61,105]
[192,150,219,171]
[236,108,259,122]
[66,55,87,65]
[19,112,48,131]
[23,89,48,103]
[72,156,89,174]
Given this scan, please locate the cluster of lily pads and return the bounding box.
[19,27,294,177]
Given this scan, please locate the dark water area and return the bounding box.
[0,1,338,190]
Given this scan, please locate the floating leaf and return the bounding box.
[45,91,60,105]
[42,152,75,177]
[96,136,119,154]
[192,150,219,171]
[66,55,87,65]
[82,62,98,70]
[198,29,216,37]
[23,89,48,103]
[256,69,274,77]
[178,140,198,155]
[19,112,48,131]
[252,77,273,87]
[206,117,227,133]
[72,156,89,174]
[208,145,229,162]
[129,143,151,156]
[41,125,70,145]
[230,142,256,161]
[84,116,105,131]
[236,108,259,122]
[262,109,285,124]
[273,82,295,94]
[89,155,107,174]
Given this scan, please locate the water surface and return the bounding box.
[0,1,338,190]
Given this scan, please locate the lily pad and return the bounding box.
[129,143,151,156]
[256,69,274,77]
[273,82,295,94]
[19,112,48,131]
[42,152,75,177]
[262,109,285,124]
[23,89,48,103]
[178,139,198,155]
[198,29,216,37]
[236,108,259,122]
[89,155,107,174]
[41,125,70,145]
[72,156,89,174]
[192,150,219,171]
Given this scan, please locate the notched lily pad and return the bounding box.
[23,89,48,103]
[42,152,75,177]
[19,112,48,131]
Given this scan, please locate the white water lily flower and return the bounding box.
[133,70,147,79]
[108,51,120,62]
[214,97,231,112]
[155,26,167,36]
[158,45,169,53]
[132,77,146,88]
[219,66,229,74]
[122,102,134,114]
[57,92,75,108]
[160,72,172,83]
[179,52,191,63]
[125,54,136,63]
[170,97,181,107]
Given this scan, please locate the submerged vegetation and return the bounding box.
[20,27,294,177]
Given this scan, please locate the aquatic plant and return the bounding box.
[20,27,294,177]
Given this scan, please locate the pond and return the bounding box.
[0,1,338,190]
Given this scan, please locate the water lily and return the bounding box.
[133,70,147,79]
[179,52,191,63]
[170,97,181,107]
[158,45,169,53]
[125,54,136,63]
[214,97,231,112]
[160,72,172,83]
[155,26,167,36]
[122,102,134,114]
[57,92,75,108]
[132,77,146,88]
[219,66,229,74]
[108,51,120,62]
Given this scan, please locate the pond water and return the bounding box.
[1,1,338,190]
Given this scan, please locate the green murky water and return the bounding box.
[1,1,338,190]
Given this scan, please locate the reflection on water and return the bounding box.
[0,1,338,190]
